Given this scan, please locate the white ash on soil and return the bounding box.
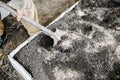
[1,0,120,80]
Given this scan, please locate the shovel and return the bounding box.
[0,1,66,46]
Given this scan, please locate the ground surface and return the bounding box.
[0,0,78,80]
[34,0,78,26]
[0,0,120,80]
[14,0,120,80]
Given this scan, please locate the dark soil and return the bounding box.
[0,0,79,80]
[34,0,79,26]
[13,0,120,80]
[1,0,120,80]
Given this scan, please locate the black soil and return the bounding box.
[0,0,79,80]
[1,0,120,80]
[14,0,120,80]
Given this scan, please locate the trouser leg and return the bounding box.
[21,20,40,36]
[21,3,40,36]
[8,0,40,36]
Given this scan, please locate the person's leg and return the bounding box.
[8,0,40,36]
[21,4,40,36]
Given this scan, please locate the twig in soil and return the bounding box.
[9,22,17,29]
[0,67,16,80]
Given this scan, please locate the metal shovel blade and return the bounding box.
[53,29,67,46]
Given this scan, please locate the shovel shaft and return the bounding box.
[0,1,17,16]
[0,1,60,45]
[22,16,60,41]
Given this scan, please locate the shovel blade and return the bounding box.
[53,29,67,46]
